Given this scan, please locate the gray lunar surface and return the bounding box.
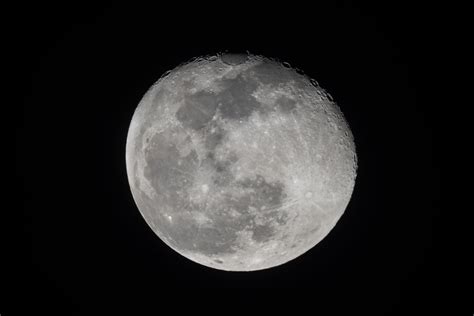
[125,54,357,271]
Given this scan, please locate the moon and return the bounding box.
[125,53,357,271]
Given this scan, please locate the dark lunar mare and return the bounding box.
[175,90,219,130]
[175,64,299,131]
[275,95,297,113]
[214,74,261,120]
[250,62,296,85]
[220,53,249,65]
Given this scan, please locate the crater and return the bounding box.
[220,53,249,65]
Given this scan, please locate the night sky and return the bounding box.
[14,2,454,314]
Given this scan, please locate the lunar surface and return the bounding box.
[125,53,357,271]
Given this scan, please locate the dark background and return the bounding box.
[13,1,455,314]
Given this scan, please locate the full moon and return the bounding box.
[125,53,357,271]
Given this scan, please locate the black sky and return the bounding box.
[14,1,455,314]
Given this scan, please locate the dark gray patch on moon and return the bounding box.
[214,174,289,244]
[234,175,289,243]
[251,224,275,243]
[175,63,297,129]
[205,151,238,187]
[176,90,219,130]
[237,174,287,210]
[204,126,226,151]
[275,95,297,113]
[251,61,296,86]
[220,53,249,65]
[176,73,262,128]
[215,74,261,121]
